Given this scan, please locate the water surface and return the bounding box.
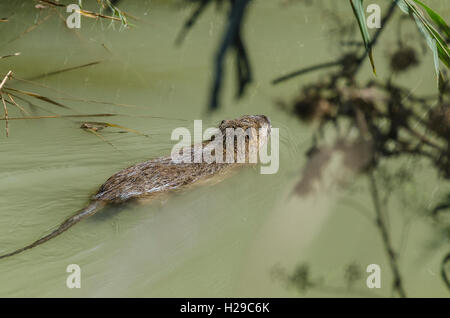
[0,0,448,297]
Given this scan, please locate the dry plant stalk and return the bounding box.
[0,71,13,137]
[0,70,12,91]
[7,93,29,115]
[0,95,8,137]
[38,0,127,23]
[0,52,20,59]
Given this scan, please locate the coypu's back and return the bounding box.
[94,115,271,203]
[93,155,230,202]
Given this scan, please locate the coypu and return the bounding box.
[0,115,271,259]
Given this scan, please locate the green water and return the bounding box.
[0,0,448,297]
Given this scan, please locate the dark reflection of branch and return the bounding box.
[274,0,449,295]
[312,285,382,298]
[368,172,407,298]
[432,194,450,217]
[234,23,252,98]
[175,0,211,46]
[272,263,382,298]
[272,0,399,85]
[272,60,341,85]
[176,0,252,110]
[209,0,251,110]
[340,41,364,47]
[442,253,450,290]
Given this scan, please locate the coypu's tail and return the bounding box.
[0,200,106,260]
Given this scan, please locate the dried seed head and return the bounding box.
[292,92,334,122]
[429,103,450,138]
[390,46,419,72]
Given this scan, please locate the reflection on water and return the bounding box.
[0,0,448,297]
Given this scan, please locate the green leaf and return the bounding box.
[413,0,449,38]
[349,0,376,74]
[408,2,449,67]
[395,0,450,87]
[429,38,446,88]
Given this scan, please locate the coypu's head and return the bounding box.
[218,115,271,136]
[216,115,272,162]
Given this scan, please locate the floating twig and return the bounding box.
[82,126,121,152]
[0,113,118,120]
[4,87,72,109]
[0,52,20,59]
[26,61,101,81]
[81,121,149,137]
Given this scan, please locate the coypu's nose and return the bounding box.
[260,115,271,127]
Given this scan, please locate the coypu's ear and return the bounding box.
[219,119,229,130]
